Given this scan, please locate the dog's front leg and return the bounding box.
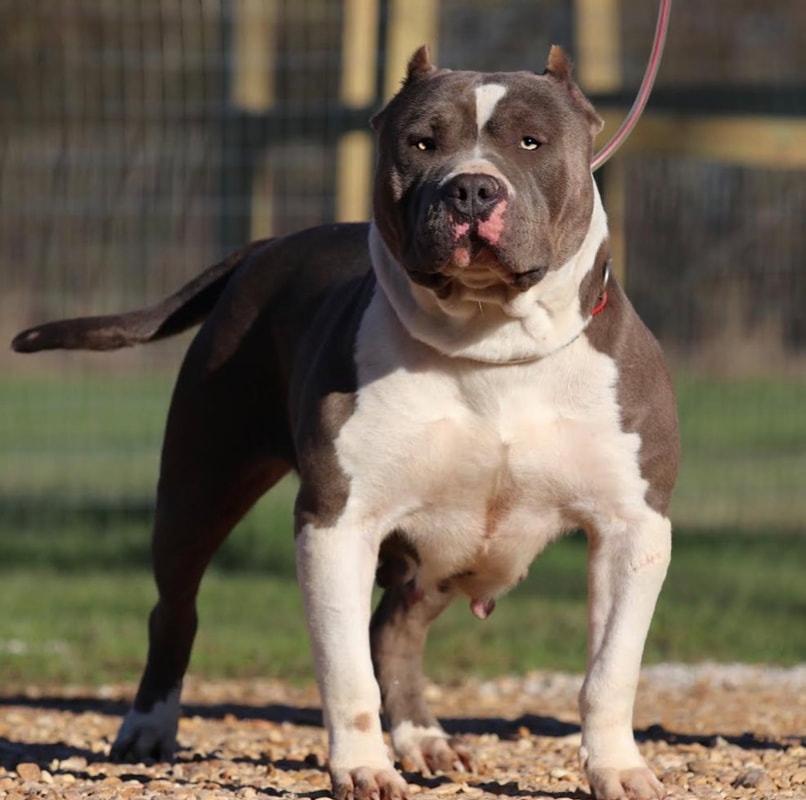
[580,513,671,800]
[296,523,409,800]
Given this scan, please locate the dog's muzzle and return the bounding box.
[442,173,507,222]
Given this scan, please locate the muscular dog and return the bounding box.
[13,46,679,800]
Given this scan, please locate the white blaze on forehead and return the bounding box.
[475,83,507,134]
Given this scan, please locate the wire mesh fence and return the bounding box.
[1,0,804,545]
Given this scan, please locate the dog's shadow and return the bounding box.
[0,695,796,800]
[0,694,579,735]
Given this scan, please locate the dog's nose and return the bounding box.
[442,173,506,219]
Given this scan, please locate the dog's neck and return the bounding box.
[370,180,609,364]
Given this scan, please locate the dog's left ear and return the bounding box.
[545,45,573,82]
[544,45,604,135]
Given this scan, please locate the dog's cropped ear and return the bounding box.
[371,45,437,130]
[405,45,437,84]
[543,45,604,135]
[545,45,573,82]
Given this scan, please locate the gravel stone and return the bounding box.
[14,762,41,781]
[1,665,804,799]
[733,769,776,793]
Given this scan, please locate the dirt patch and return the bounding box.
[1,665,804,799]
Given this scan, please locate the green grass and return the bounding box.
[672,374,806,529]
[0,371,804,686]
[0,374,170,498]
[0,532,804,688]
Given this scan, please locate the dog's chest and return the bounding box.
[333,292,645,593]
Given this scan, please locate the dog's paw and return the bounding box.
[331,765,410,800]
[586,765,665,800]
[392,723,473,775]
[110,692,180,762]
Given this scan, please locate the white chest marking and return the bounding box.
[475,83,507,134]
[333,298,651,603]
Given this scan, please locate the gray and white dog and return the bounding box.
[13,46,679,800]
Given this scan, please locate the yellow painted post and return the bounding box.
[341,0,380,108]
[574,0,622,93]
[232,0,279,236]
[250,154,274,241]
[231,0,278,112]
[336,131,375,222]
[336,0,380,223]
[384,0,438,100]
[577,0,625,280]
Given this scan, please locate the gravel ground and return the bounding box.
[1,664,805,800]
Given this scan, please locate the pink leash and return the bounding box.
[591,0,673,172]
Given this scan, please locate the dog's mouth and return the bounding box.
[428,236,548,294]
[447,229,549,290]
[444,239,501,287]
[408,261,548,299]
[403,225,548,296]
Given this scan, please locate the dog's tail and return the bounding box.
[12,239,271,353]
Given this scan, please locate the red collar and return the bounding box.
[591,259,611,317]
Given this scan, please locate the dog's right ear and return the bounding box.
[405,45,437,84]
[371,45,437,130]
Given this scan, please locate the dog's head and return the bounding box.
[370,46,603,298]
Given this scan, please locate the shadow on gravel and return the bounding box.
[0,745,331,800]
[476,783,589,800]
[0,695,130,717]
[0,695,323,727]
[443,713,580,739]
[0,696,582,740]
[0,737,108,768]
[400,771,591,800]
[636,723,792,751]
[0,696,796,757]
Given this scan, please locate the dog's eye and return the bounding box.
[413,137,436,152]
[519,136,541,151]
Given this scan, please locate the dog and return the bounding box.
[12,46,679,800]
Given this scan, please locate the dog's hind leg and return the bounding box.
[111,324,294,762]
[111,456,288,762]
[370,586,472,775]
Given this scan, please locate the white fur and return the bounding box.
[333,295,657,597]
[370,179,608,364]
[113,686,181,759]
[580,512,671,776]
[475,83,507,134]
[391,721,461,772]
[296,523,393,772]
[391,721,448,753]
